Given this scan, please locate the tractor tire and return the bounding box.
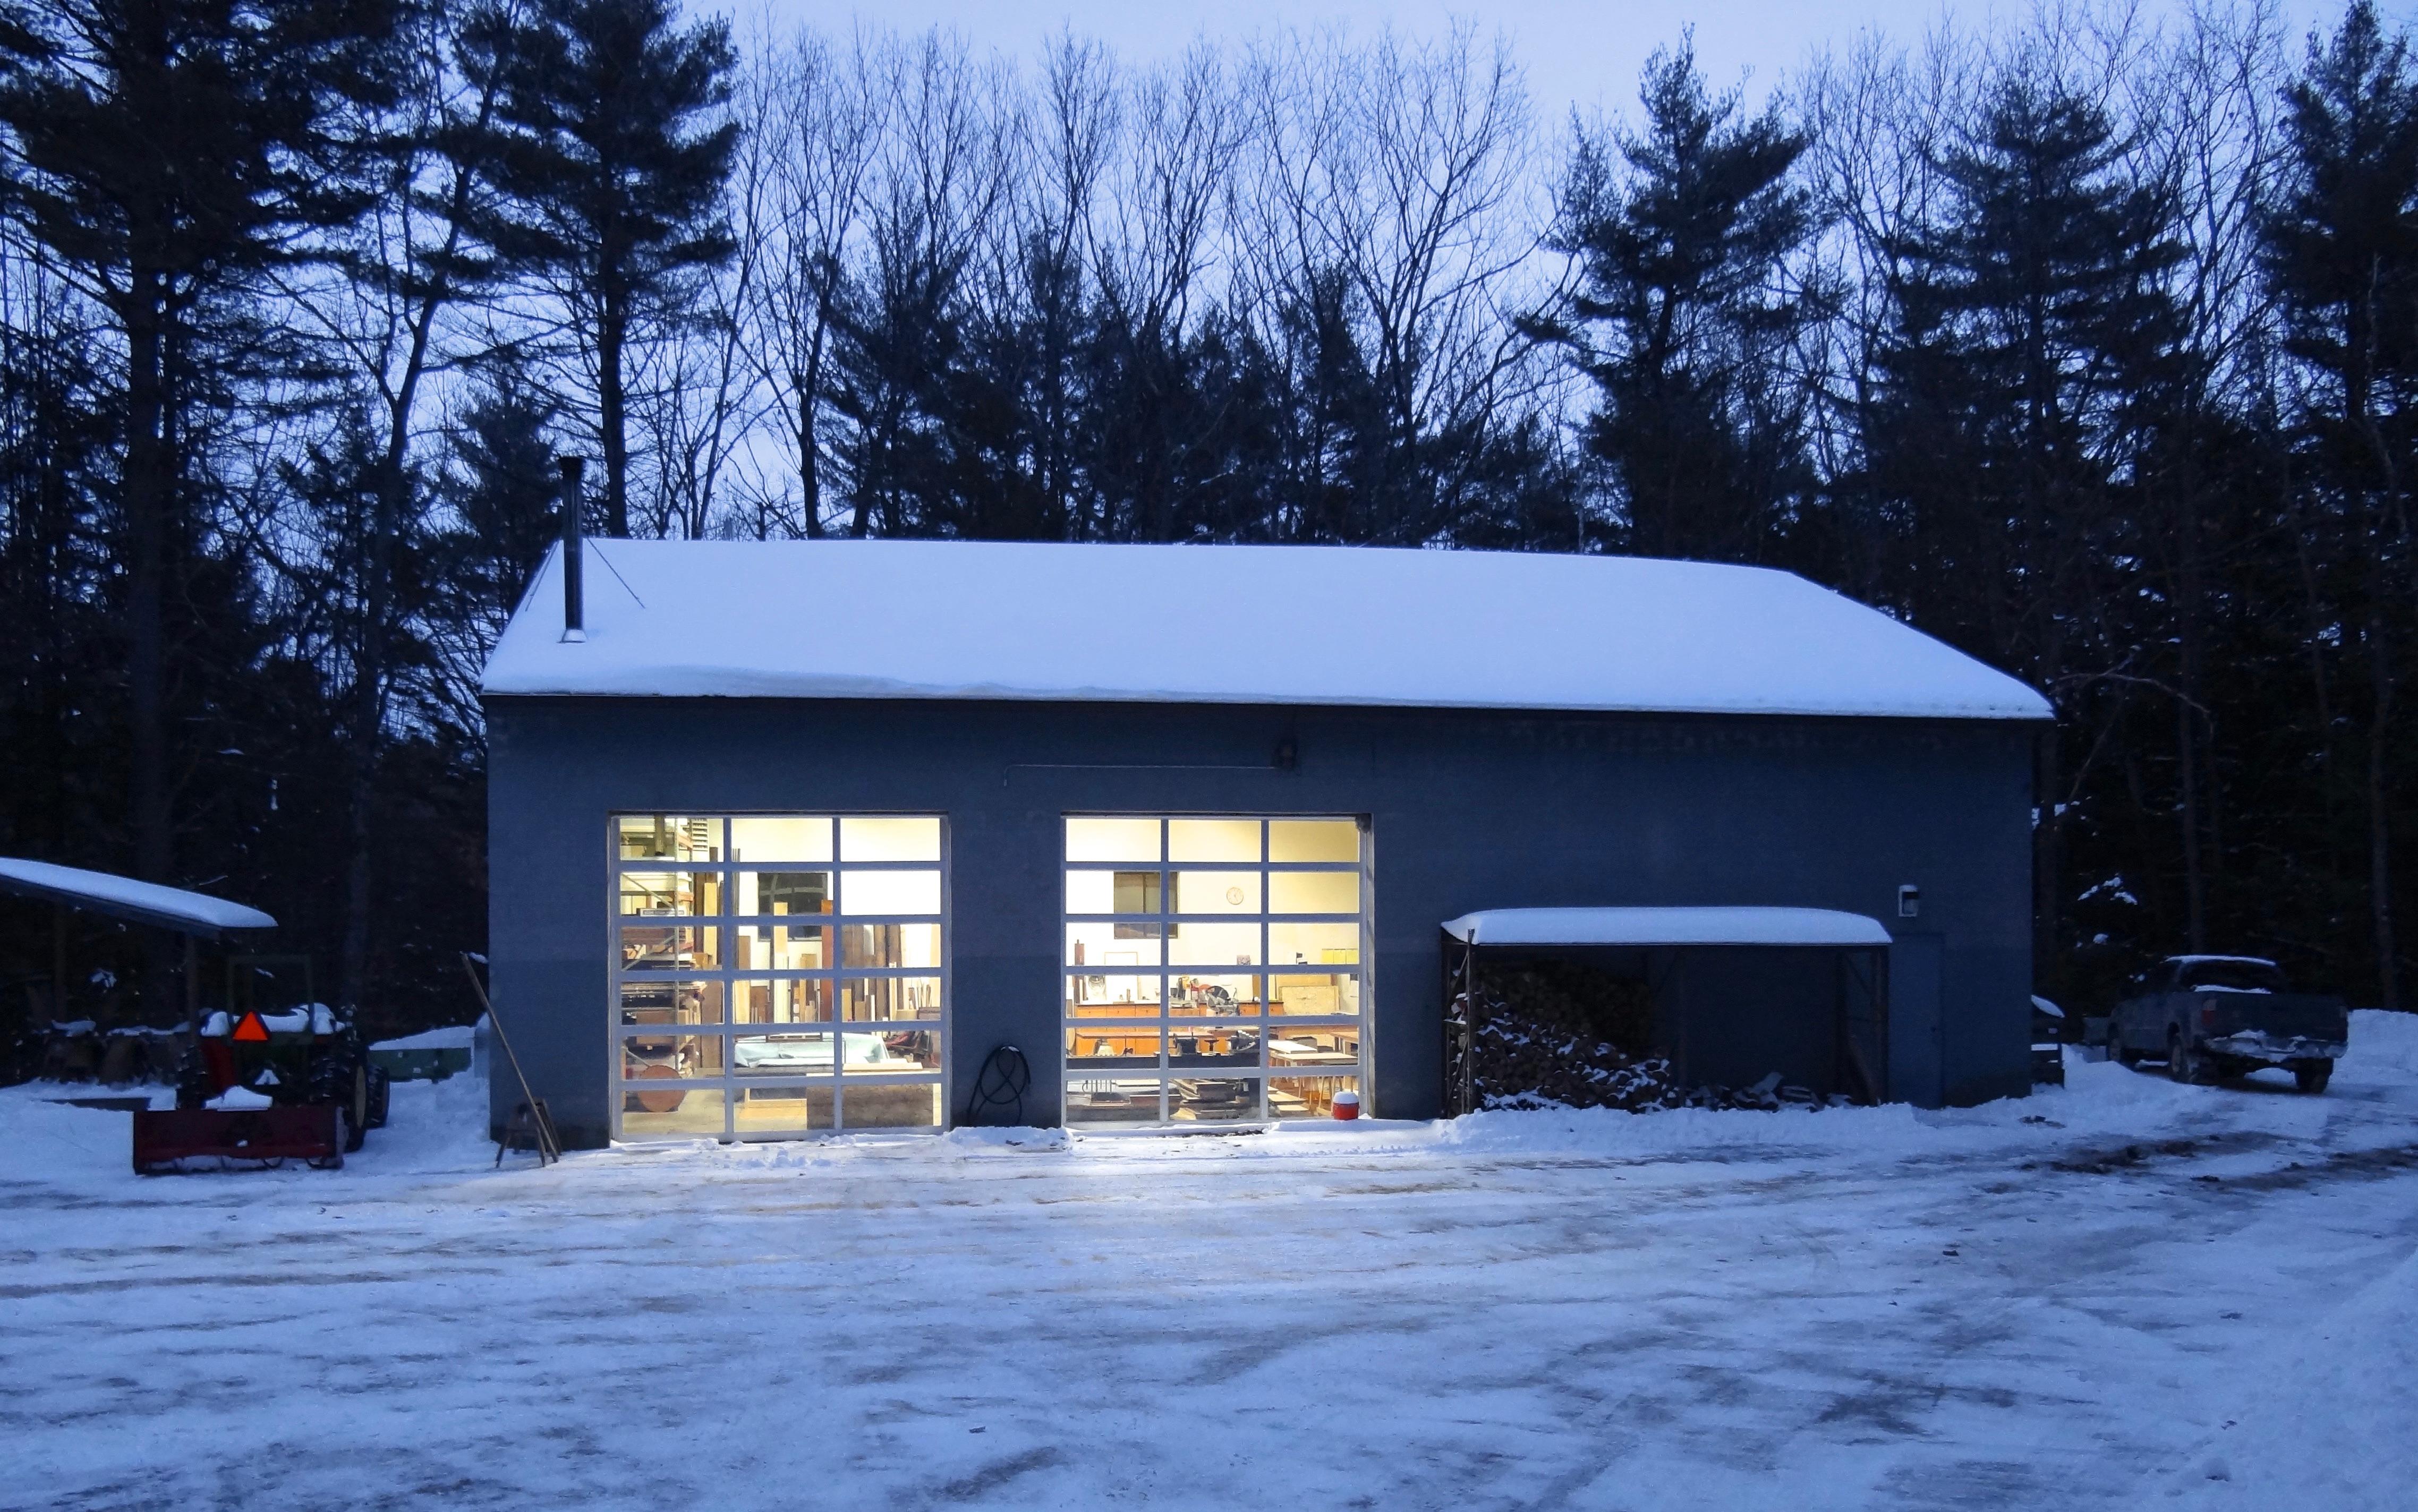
[2293,1060,2333,1095]
[343,1063,369,1152]
[311,1104,350,1171]
[365,1065,391,1130]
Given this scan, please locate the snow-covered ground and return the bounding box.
[7,1016,2417,1511]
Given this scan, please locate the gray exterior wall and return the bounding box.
[486,696,2038,1146]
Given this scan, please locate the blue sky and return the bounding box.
[746,1,2362,124]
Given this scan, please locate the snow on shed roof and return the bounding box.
[481,539,2051,720]
[1442,907,1894,948]
[0,858,277,937]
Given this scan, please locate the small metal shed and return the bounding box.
[1439,907,1892,1114]
[0,857,277,1029]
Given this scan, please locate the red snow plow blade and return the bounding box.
[133,1105,342,1173]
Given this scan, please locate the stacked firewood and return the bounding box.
[1465,962,1828,1113]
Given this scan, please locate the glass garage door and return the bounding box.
[1062,816,1367,1125]
[612,814,947,1139]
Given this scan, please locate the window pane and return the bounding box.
[1270,973,1358,1016]
[622,1032,725,1080]
[1270,1028,1360,1069]
[1171,1076,1261,1122]
[1066,1079,1164,1123]
[734,923,830,971]
[733,978,831,1024]
[1064,869,1117,913]
[840,816,941,861]
[1066,1025,1161,1071]
[837,1029,912,1070]
[735,870,831,917]
[1068,925,1163,970]
[842,922,942,969]
[1269,871,1358,915]
[1269,819,1359,863]
[621,1084,726,1136]
[1066,817,1161,862]
[1168,818,1260,862]
[1174,871,1261,915]
[1170,920,1261,967]
[1268,1074,1358,1119]
[842,870,941,916]
[730,816,831,862]
[733,1030,835,1075]
[617,816,719,861]
[1168,1023,1261,1070]
[1068,972,1161,1010]
[842,1081,943,1129]
[859,1028,941,1072]
[1110,869,1164,916]
[1168,973,1260,1018]
[619,871,721,917]
[620,980,723,1026]
[734,1083,832,1133]
[620,925,720,972]
[842,975,943,1023]
[1271,921,1358,967]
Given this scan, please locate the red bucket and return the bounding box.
[1331,1090,1361,1121]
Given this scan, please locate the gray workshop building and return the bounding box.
[480,539,2051,1147]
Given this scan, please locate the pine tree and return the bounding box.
[0,0,397,926]
[1538,41,1814,562]
[1860,72,2187,998]
[473,0,737,538]
[2260,0,2418,1009]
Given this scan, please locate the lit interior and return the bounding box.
[1063,815,1367,1124]
[614,814,946,1139]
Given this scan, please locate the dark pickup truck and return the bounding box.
[2109,955,2348,1093]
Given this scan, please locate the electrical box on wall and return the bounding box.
[1897,884,1921,919]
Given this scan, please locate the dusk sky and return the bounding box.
[756,1,2360,124]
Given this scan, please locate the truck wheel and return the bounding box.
[365,1065,391,1130]
[2168,1032,2207,1086]
[2293,1061,2332,1095]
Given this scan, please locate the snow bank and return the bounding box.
[2158,1249,2418,1511]
[483,539,2051,721]
[2346,1007,2418,1077]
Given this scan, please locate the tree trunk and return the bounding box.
[2176,450,2207,954]
[2367,603,2399,1010]
[2177,697,2204,954]
[122,284,180,1018]
[599,296,629,537]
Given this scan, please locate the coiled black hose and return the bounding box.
[961,1043,1032,1127]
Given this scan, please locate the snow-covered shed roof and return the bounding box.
[1442,907,1893,948]
[482,539,2051,721]
[0,858,277,937]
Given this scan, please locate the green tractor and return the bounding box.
[138,956,390,1172]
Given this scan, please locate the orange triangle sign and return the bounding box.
[231,1011,270,1043]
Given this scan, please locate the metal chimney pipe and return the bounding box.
[558,455,586,644]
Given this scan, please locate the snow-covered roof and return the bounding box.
[372,1026,475,1053]
[0,858,277,937]
[481,540,2051,721]
[1442,906,1893,948]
